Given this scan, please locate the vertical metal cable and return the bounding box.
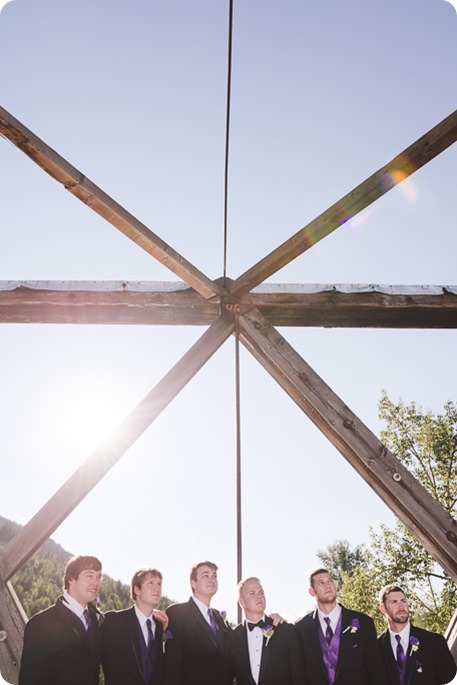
[235,324,243,623]
[223,0,234,282]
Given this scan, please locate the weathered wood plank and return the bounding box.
[236,307,457,579]
[1,281,457,328]
[0,107,219,302]
[231,109,457,296]
[0,314,234,582]
[0,580,26,685]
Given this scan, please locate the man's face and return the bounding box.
[191,564,218,602]
[309,572,338,605]
[239,579,266,619]
[68,568,102,607]
[134,573,162,610]
[381,591,410,625]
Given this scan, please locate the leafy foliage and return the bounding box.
[317,394,457,634]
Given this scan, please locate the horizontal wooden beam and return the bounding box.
[0,314,234,582]
[231,108,457,296]
[0,107,219,302]
[237,307,457,579]
[1,281,457,328]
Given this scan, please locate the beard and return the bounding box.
[388,610,409,624]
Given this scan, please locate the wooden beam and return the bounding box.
[0,581,27,685]
[1,281,457,328]
[231,109,457,296]
[236,307,457,578]
[0,314,234,582]
[0,107,219,302]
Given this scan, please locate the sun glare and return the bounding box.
[52,381,128,457]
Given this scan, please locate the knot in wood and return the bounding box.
[343,418,354,430]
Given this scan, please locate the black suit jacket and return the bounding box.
[230,616,304,685]
[101,606,164,685]
[164,597,232,685]
[378,624,457,685]
[18,596,104,685]
[295,605,386,685]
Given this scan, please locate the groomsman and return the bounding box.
[101,567,167,685]
[378,583,456,685]
[295,568,386,685]
[164,561,232,685]
[19,554,104,685]
[230,576,304,685]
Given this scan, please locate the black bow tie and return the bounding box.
[248,620,266,631]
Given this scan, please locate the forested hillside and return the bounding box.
[0,516,173,617]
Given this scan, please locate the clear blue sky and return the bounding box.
[0,0,456,627]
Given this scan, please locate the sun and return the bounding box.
[50,380,128,458]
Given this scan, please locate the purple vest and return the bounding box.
[318,614,342,685]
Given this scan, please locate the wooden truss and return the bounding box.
[0,105,457,682]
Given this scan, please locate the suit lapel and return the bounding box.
[126,607,145,681]
[258,615,275,682]
[236,625,256,685]
[380,630,401,685]
[188,598,220,649]
[310,609,332,682]
[404,626,419,685]
[56,597,90,646]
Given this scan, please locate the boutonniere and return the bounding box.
[409,636,420,653]
[162,629,173,653]
[262,625,274,646]
[219,610,229,627]
[342,618,360,634]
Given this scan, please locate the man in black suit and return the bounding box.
[164,560,232,685]
[19,554,104,685]
[378,583,456,685]
[101,566,168,685]
[295,567,386,685]
[230,576,304,685]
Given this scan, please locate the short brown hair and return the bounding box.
[309,568,332,588]
[63,555,102,590]
[190,561,218,583]
[379,584,405,605]
[131,567,162,601]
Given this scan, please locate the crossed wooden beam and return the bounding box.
[1,105,457,682]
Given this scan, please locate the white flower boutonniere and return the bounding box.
[262,625,274,646]
[219,610,228,627]
[342,618,360,634]
[409,636,420,653]
[162,629,173,653]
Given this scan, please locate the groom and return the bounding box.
[295,568,386,685]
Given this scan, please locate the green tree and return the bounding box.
[317,539,367,586]
[319,394,457,634]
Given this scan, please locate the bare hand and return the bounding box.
[269,612,286,626]
[153,609,169,630]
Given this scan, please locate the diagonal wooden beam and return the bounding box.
[236,307,457,579]
[231,109,457,297]
[0,314,234,582]
[0,106,219,302]
[1,281,457,328]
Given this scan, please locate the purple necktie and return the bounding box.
[83,608,92,633]
[324,617,333,644]
[208,608,217,635]
[146,618,154,648]
[396,635,406,683]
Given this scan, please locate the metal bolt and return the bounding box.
[393,472,402,482]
